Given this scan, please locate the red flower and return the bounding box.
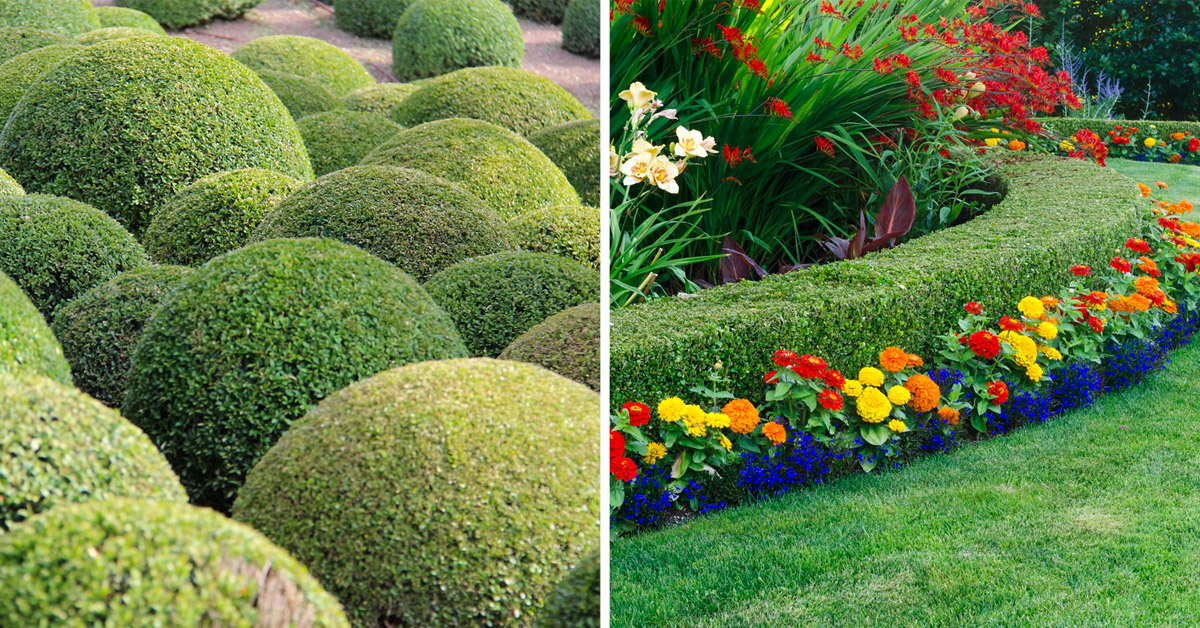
[764,97,792,118]
[873,57,893,75]
[610,456,638,482]
[998,316,1023,331]
[1125,238,1152,254]
[821,369,846,390]
[964,301,983,315]
[764,370,779,384]
[819,0,843,17]
[621,402,651,426]
[792,354,828,379]
[987,380,1008,405]
[609,429,626,459]
[1110,257,1132,273]
[772,349,800,367]
[806,51,826,63]
[1070,265,1091,276]
[1088,316,1105,333]
[816,136,835,158]
[967,330,1001,360]
[1191,137,1200,153]
[818,388,844,411]
[1177,252,1200,273]
[840,43,864,60]
[631,15,652,35]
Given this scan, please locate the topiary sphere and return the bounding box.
[391,66,591,136]
[391,0,523,82]
[0,498,351,626]
[254,68,339,119]
[332,0,414,38]
[341,82,419,116]
[0,27,72,64]
[561,0,600,58]
[533,550,600,628]
[233,35,374,99]
[0,36,313,236]
[499,303,599,389]
[95,6,165,33]
[51,265,192,408]
[0,168,23,195]
[296,111,404,176]
[73,26,161,45]
[361,118,578,218]
[253,166,516,281]
[528,119,600,206]
[510,204,600,268]
[143,169,302,266]
[0,45,79,127]
[424,251,597,357]
[0,195,148,318]
[0,0,100,37]
[122,237,469,511]
[0,270,70,384]
[233,358,599,628]
[112,0,262,31]
[504,0,569,24]
[0,373,187,531]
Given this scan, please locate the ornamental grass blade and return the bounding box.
[718,235,768,284]
[873,176,916,241]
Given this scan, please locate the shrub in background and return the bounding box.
[561,0,599,58]
[510,203,600,268]
[296,111,403,176]
[253,68,339,119]
[232,35,374,98]
[500,303,600,390]
[0,271,71,384]
[0,0,100,36]
[528,119,599,206]
[94,6,165,33]
[0,45,79,125]
[0,168,22,195]
[74,26,160,45]
[504,0,569,23]
[112,0,262,30]
[341,82,420,115]
[533,550,600,628]
[332,0,414,38]
[0,27,72,64]
[391,0,523,82]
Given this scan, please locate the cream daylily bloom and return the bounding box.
[629,138,662,158]
[648,155,680,194]
[609,144,621,177]
[619,82,657,110]
[674,126,717,158]
[621,152,654,186]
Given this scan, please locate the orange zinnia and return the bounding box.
[879,346,909,372]
[904,374,941,413]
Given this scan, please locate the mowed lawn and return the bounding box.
[612,344,1200,627]
[1109,158,1200,202]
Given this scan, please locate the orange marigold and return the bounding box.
[1040,296,1059,310]
[879,346,909,372]
[1165,299,1179,314]
[762,421,787,445]
[1182,221,1200,237]
[903,373,941,413]
[1134,275,1159,295]
[1108,294,1135,313]
[723,399,761,434]
[1130,293,1151,311]
[1180,200,1195,213]
[937,406,960,426]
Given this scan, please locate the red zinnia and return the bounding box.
[772,349,800,367]
[621,402,651,426]
[821,369,846,390]
[1125,238,1152,254]
[764,370,779,384]
[609,429,626,459]
[818,388,844,411]
[1191,137,1200,153]
[987,380,1008,405]
[1177,252,1200,273]
[1110,257,1132,273]
[1088,316,1105,333]
[964,301,983,315]
[998,316,1023,331]
[611,456,639,482]
[1070,265,1091,276]
[967,330,1001,360]
[792,354,828,379]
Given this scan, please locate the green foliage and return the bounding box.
[254,68,338,119]
[0,271,70,384]
[1040,118,1200,142]
[0,373,186,531]
[510,203,600,268]
[0,45,78,127]
[528,119,599,206]
[390,66,591,136]
[0,498,350,626]
[0,36,312,236]
[0,27,72,64]
[0,0,99,36]
[0,194,148,318]
[112,0,262,30]
[332,0,414,38]
[94,6,165,33]
[561,0,599,58]
[534,550,600,628]
[122,237,468,511]
[233,35,374,99]
[500,303,600,389]
[424,251,597,357]
[610,196,722,307]
[51,266,192,408]
[254,166,516,281]
[143,169,302,267]
[296,110,403,176]
[362,118,579,218]
[391,0,524,82]
[0,168,22,195]
[503,0,569,23]
[233,358,599,628]
[73,26,160,45]
[340,82,419,115]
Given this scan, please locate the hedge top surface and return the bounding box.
[611,154,1144,406]
[0,168,23,195]
[0,372,186,531]
[73,26,161,45]
[0,270,70,384]
[390,66,592,136]
[112,0,262,31]
[0,44,80,127]
[0,498,350,626]
[332,0,416,38]
[533,549,600,628]
[0,0,100,36]
[295,110,404,176]
[390,0,524,82]
[232,35,375,98]
[0,35,313,236]
[509,203,600,268]
[361,117,579,218]
[0,27,72,64]
[253,69,339,120]
[500,302,600,390]
[341,82,420,116]
[527,119,600,206]
[94,6,165,33]
[233,358,600,628]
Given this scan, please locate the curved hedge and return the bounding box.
[505,0,569,23]
[533,550,600,628]
[332,0,414,38]
[74,26,160,45]
[562,0,599,58]
[341,82,419,115]
[0,27,71,64]
[122,237,468,510]
[143,169,302,266]
[254,166,515,280]
[391,0,523,82]
[95,6,165,33]
[51,265,192,407]
[0,271,70,384]
[361,118,579,218]
[296,110,403,176]
[254,68,338,119]
[528,119,599,206]
[112,0,261,31]
[0,36,312,236]
[390,66,592,136]
[510,204,599,268]
[0,373,186,531]
[424,251,597,357]
[611,155,1145,406]
[0,45,79,126]
[0,194,148,317]
[233,358,599,628]
[0,499,350,626]
[0,168,22,195]
[232,35,374,99]
[0,0,100,37]
[500,303,599,389]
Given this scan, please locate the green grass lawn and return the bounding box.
[612,343,1200,627]
[1109,158,1200,202]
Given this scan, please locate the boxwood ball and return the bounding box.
[391,0,523,82]
[112,0,263,31]
[73,26,161,45]
[253,68,339,119]
[0,270,71,384]
[528,119,600,206]
[295,111,404,176]
[500,303,600,390]
[332,0,416,38]
[533,550,600,628]
[232,35,374,99]
[0,0,100,36]
[0,27,73,64]
[509,203,600,268]
[94,6,165,33]
[233,358,599,628]
[341,82,419,116]
[0,45,80,126]
[561,0,600,58]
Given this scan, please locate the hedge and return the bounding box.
[1039,118,1200,148]
[561,0,599,59]
[504,0,569,24]
[0,0,100,37]
[74,26,160,45]
[94,6,165,33]
[331,0,414,38]
[500,303,600,390]
[0,270,71,384]
[527,119,600,206]
[0,27,72,64]
[112,0,262,30]
[295,110,403,176]
[611,155,1144,407]
[510,203,600,268]
[533,550,600,628]
[232,35,374,99]
[391,0,524,82]
[0,168,22,195]
[340,82,420,115]
[0,45,79,126]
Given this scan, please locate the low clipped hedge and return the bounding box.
[112,0,262,30]
[143,169,302,266]
[612,155,1145,406]
[0,27,72,64]
[0,373,186,531]
[0,0,100,36]
[561,0,599,58]
[254,69,338,119]
[0,36,312,236]
[332,0,413,38]
[0,168,24,195]
[254,166,516,280]
[510,204,599,268]
[500,303,599,389]
[296,111,403,176]
[51,265,192,407]
[528,119,600,206]
[424,251,597,356]
[0,499,350,626]
[233,358,599,628]
[1039,117,1200,141]
[341,82,419,115]
[533,550,600,628]
[0,45,79,126]
[0,271,70,384]
[391,0,524,82]
[233,35,374,99]
[74,26,160,45]
[505,0,569,23]
[122,237,469,511]
[390,66,592,136]
[0,194,148,317]
[95,6,165,33]
[361,118,579,218]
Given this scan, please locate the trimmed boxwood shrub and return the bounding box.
[254,166,515,280]
[0,271,70,384]
[143,169,301,266]
[51,266,192,407]
[0,373,186,531]
[362,118,578,218]
[122,237,469,510]
[500,303,599,389]
[332,0,414,38]
[562,0,599,58]
[504,0,569,24]
[0,0,100,37]
[74,26,160,45]
[95,6,165,33]
[528,119,599,206]
[390,66,592,136]
[0,27,72,64]
[0,45,79,127]
[232,35,374,99]
[0,168,23,195]
[533,550,600,628]
[611,155,1146,407]
[0,195,148,317]
[341,82,419,115]
[0,499,350,626]
[296,111,403,176]
[233,358,599,628]
[112,0,261,31]
[1039,117,1200,143]
[424,251,597,356]
[510,204,599,268]
[391,0,524,82]
[0,36,313,236]
[254,68,338,119]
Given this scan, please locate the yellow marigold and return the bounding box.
[1014,351,1036,367]
[681,404,708,437]
[1018,296,1045,320]
[858,366,885,387]
[1130,293,1151,312]
[1036,322,1058,340]
[762,421,787,445]
[657,397,687,422]
[903,373,940,413]
[887,385,911,406]
[705,412,731,429]
[888,419,908,433]
[842,379,864,397]
[1138,182,1151,197]
[1134,275,1159,295]
[999,330,1037,365]
[937,406,960,426]
[855,387,892,423]
[722,399,760,434]
[1038,344,1063,361]
[644,442,667,465]
[1026,362,1044,382]
[1181,221,1200,237]
[879,347,909,372]
[719,434,732,451]
[1145,137,1157,147]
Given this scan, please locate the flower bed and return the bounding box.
[1040,118,1200,165]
